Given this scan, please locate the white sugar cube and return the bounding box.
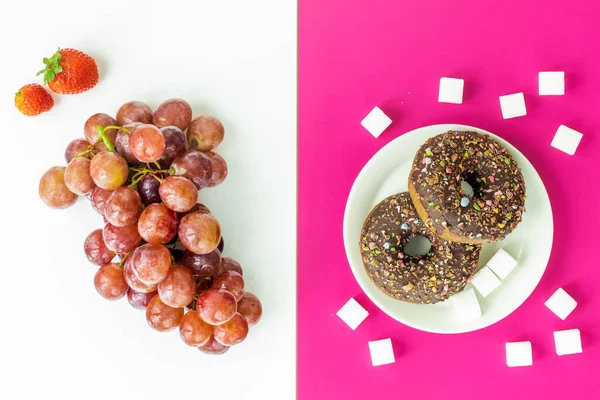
[551,125,583,155]
[506,341,533,367]
[452,288,481,322]
[545,288,577,320]
[486,248,518,280]
[368,338,395,366]
[499,93,527,119]
[554,329,582,356]
[360,106,392,138]
[539,71,565,95]
[438,77,464,104]
[471,266,501,297]
[336,298,369,330]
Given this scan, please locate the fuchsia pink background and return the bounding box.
[298,1,600,399]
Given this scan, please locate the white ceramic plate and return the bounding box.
[343,124,554,334]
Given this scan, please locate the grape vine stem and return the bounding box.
[95,125,130,152]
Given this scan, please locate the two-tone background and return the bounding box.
[2,0,599,399]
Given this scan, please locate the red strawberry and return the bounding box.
[38,48,99,94]
[14,84,54,116]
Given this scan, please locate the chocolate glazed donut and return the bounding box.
[408,130,526,244]
[360,192,481,304]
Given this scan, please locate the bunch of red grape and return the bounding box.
[39,98,262,355]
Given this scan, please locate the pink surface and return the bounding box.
[298,1,600,399]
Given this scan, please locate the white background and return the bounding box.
[0,1,296,399]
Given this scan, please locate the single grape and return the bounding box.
[64,157,95,195]
[217,237,224,253]
[196,288,237,325]
[104,187,142,227]
[90,187,112,215]
[178,212,221,254]
[171,151,212,190]
[137,174,162,206]
[94,263,128,300]
[158,126,187,167]
[84,229,116,265]
[212,271,244,301]
[123,257,158,293]
[220,257,243,276]
[39,166,78,209]
[158,266,196,308]
[116,101,153,125]
[159,176,198,212]
[127,288,158,310]
[205,151,228,187]
[179,310,212,347]
[187,116,225,152]
[198,336,230,355]
[84,113,118,145]
[130,243,172,284]
[129,124,166,163]
[146,295,184,332]
[102,223,141,253]
[213,313,249,346]
[115,122,142,164]
[137,203,178,244]
[152,98,192,131]
[237,292,262,327]
[182,249,222,278]
[89,151,129,190]
[65,138,90,163]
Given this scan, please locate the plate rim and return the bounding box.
[342,123,554,334]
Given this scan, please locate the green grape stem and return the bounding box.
[117,251,133,268]
[127,165,172,190]
[95,125,128,152]
[128,173,147,189]
[74,147,94,158]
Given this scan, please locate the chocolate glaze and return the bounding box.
[359,192,481,304]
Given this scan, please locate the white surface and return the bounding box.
[368,338,395,366]
[470,266,502,297]
[554,329,583,356]
[506,341,533,367]
[486,248,518,280]
[438,77,464,104]
[0,1,296,399]
[360,106,393,138]
[343,124,554,334]
[451,288,482,322]
[539,71,565,95]
[545,288,578,320]
[336,298,369,330]
[551,125,583,155]
[499,93,527,119]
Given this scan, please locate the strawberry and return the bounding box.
[14,84,54,116]
[38,48,99,94]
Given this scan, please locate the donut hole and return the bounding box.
[403,235,432,257]
[461,173,481,198]
[461,180,474,197]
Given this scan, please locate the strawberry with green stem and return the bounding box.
[37,48,99,94]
